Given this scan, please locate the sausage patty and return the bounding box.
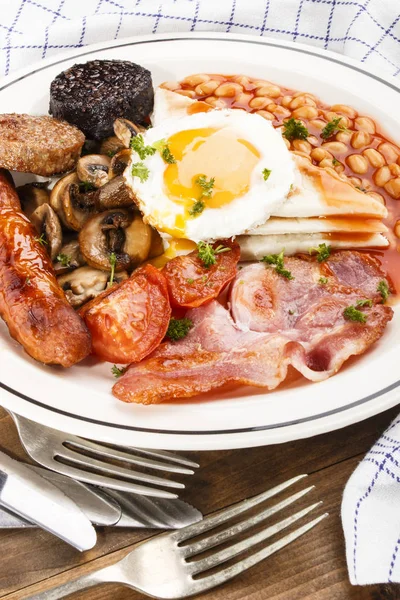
[0,170,91,366]
[0,114,85,176]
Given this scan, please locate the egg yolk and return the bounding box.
[163,127,260,237]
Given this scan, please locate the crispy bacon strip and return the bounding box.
[113,252,393,404]
[0,170,91,366]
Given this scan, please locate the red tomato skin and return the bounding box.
[79,264,171,363]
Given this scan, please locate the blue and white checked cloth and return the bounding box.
[1,0,400,587]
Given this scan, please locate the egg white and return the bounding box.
[124,109,295,242]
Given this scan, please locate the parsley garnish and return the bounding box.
[108,252,117,287]
[186,278,194,284]
[319,276,328,285]
[332,158,340,166]
[356,299,373,307]
[112,365,127,378]
[309,243,331,263]
[189,199,205,216]
[166,317,193,341]
[78,180,96,193]
[25,276,31,286]
[130,134,157,160]
[262,168,272,181]
[288,309,295,315]
[106,149,117,158]
[131,162,150,183]
[196,175,215,198]
[355,185,367,193]
[153,139,176,164]
[34,233,47,246]
[321,117,348,140]
[197,241,230,268]
[261,250,294,280]
[377,280,390,303]
[343,305,368,323]
[282,118,309,142]
[56,253,71,267]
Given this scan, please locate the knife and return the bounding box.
[0,450,96,550]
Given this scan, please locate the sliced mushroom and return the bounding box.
[109,149,131,179]
[58,266,128,308]
[50,172,80,227]
[79,209,152,272]
[94,175,133,210]
[100,136,125,157]
[77,154,111,188]
[148,227,164,259]
[30,204,62,260]
[113,118,142,148]
[53,238,86,275]
[62,182,97,231]
[17,182,50,219]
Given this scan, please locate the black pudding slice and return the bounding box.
[49,59,154,140]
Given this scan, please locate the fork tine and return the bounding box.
[174,475,308,543]
[192,513,328,594]
[66,439,195,475]
[190,502,322,575]
[126,447,200,469]
[56,446,185,489]
[183,486,315,558]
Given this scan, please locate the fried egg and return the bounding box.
[124,109,295,242]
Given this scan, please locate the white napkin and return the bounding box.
[0,0,399,80]
[342,415,400,585]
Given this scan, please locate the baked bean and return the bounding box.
[311,147,332,162]
[335,130,352,144]
[234,75,251,87]
[309,119,326,131]
[354,117,376,134]
[319,158,335,169]
[374,165,392,187]
[321,141,348,154]
[204,96,226,108]
[175,89,196,98]
[249,97,272,109]
[214,82,243,97]
[334,162,345,174]
[395,219,400,237]
[161,81,181,91]
[362,148,385,168]
[281,95,293,108]
[384,177,400,199]
[349,176,362,187]
[195,80,220,96]
[331,104,358,119]
[307,135,319,146]
[367,191,385,205]
[272,105,291,117]
[235,92,253,106]
[255,85,281,98]
[351,131,371,149]
[378,142,400,164]
[182,74,210,87]
[253,80,271,88]
[324,111,350,128]
[324,166,343,179]
[255,110,275,120]
[389,163,400,177]
[292,151,312,161]
[292,139,312,154]
[346,154,369,174]
[293,91,316,100]
[292,106,318,120]
[289,95,317,110]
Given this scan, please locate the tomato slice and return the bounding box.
[162,239,240,308]
[79,264,171,364]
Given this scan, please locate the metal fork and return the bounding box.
[8,411,199,499]
[27,475,327,600]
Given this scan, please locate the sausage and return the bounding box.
[0,170,91,366]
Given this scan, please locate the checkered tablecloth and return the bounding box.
[0,0,399,79]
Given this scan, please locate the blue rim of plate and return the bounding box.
[1,34,400,436]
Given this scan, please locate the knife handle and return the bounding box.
[26,564,125,599]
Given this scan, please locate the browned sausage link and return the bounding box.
[0,170,91,366]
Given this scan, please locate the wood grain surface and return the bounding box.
[1,406,400,600]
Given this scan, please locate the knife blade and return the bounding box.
[0,450,96,550]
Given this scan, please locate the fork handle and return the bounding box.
[26,564,125,599]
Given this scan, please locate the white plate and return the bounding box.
[1,33,400,450]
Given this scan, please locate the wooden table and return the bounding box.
[1,406,400,600]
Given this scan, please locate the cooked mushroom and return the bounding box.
[53,238,86,275]
[113,118,142,148]
[58,266,128,308]
[79,209,152,271]
[148,227,164,258]
[100,136,125,157]
[109,149,131,179]
[30,203,62,260]
[62,182,97,231]
[94,175,133,210]
[50,172,80,227]
[77,154,111,188]
[17,182,50,219]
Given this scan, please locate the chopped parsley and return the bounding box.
[78,180,96,193]
[288,309,295,315]
[343,305,368,323]
[356,299,373,307]
[197,241,231,268]
[319,276,328,285]
[166,317,193,341]
[56,253,71,267]
[131,162,150,183]
[186,278,194,284]
[262,168,272,181]
[112,365,126,378]
[25,276,31,286]
[332,157,340,166]
[261,250,294,280]
[377,280,390,303]
[321,117,348,140]
[153,139,176,164]
[108,252,117,287]
[282,118,309,142]
[130,134,157,160]
[106,149,117,158]
[189,199,205,216]
[355,185,367,193]
[34,233,47,246]
[309,243,331,263]
[196,175,215,198]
